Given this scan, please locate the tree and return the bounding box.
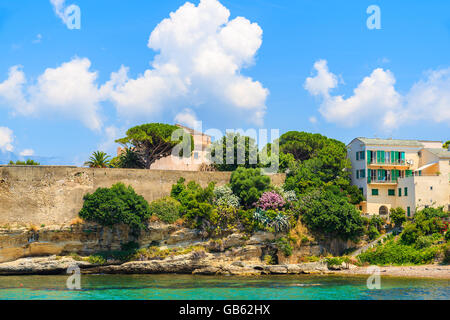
[443,140,450,149]
[116,123,193,169]
[390,207,406,227]
[298,189,365,241]
[209,132,259,171]
[79,183,151,232]
[9,159,40,166]
[230,167,271,208]
[84,151,111,168]
[112,148,144,169]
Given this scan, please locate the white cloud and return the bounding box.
[308,116,317,124]
[304,60,338,97]
[50,0,68,23]
[19,149,34,157]
[305,60,450,131]
[32,34,43,44]
[3,0,268,130]
[97,125,122,155]
[0,58,103,131]
[174,108,201,129]
[0,127,14,152]
[102,0,268,125]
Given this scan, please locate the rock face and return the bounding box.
[0,255,92,275]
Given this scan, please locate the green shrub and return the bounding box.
[148,197,180,224]
[79,183,151,231]
[358,240,440,265]
[400,222,421,245]
[88,255,107,265]
[443,243,450,264]
[415,235,434,249]
[170,178,215,228]
[298,189,364,241]
[390,207,406,227]
[230,167,270,208]
[213,185,240,208]
[367,225,380,240]
[277,237,293,257]
[325,257,344,267]
[445,230,450,242]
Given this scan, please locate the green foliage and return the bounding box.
[325,257,344,267]
[445,230,450,242]
[209,132,259,171]
[400,222,421,245]
[401,207,448,245]
[358,239,440,265]
[297,189,365,241]
[88,255,107,265]
[84,151,111,168]
[276,237,293,256]
[443,140,450,149]
[230,167,271,208]
[208,205,240,236]
[170,178,215,228]
[9,159,40,165]
[263,254,275,265]
[213,185,240,208]
[443,243,450,264]
[390,207,406,227]
[148,197,181,224]
[415,235,434,249]
[367,225,380,240]
[112,148,144,169]
[79,183,151,231]
[116,123,193,169]
[369,215,384,232]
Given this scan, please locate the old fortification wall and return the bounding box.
[0,166,285,225]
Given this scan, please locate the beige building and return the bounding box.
[347,138,450,217]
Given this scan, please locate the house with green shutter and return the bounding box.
[347,137,450,217]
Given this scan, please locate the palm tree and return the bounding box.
[84,151,111,168]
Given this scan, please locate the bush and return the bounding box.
[325,257,344,267]
[415,235,433,249]
[358,240,440,265]
[298,189,365,241]
[277,237,293,257]
[255,191,286,210]
[170,178,215,228]
[79,183,151,231]
[400,222,420,245]
[230,167,270,208]
[367,225,380,240]
[445,230,450,242]
[148,197,180,224]
[390,207,406,227]
[213,185,240,208]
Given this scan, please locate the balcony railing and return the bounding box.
[368,159,407,165]
[368,178,398,184]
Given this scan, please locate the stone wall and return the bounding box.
[0,166,285,225]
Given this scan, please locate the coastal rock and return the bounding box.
[0,255,92,275]
[264,265,288,274]
[247,232,274,244]
[166,228,200,245]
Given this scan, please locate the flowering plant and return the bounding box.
[255,191,286,210]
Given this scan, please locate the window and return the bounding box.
[360,169,366,178]
[356,170,359,179]
[359,187,364,194]
[372,189,379,196]
[404,187,408,196]
[430,186,433,190]
[194,152,199,160]
[359,206,363,211]
[356,152,359,160]
[398,188,401,197]
[360,151,365,160]
[388,189,395,196]
[407,207,411,217]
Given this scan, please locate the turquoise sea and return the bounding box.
[0,274,448,300]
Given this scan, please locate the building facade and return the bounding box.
[347,138,450,217]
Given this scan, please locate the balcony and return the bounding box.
[367,159,410,168]
[368,178,398,185]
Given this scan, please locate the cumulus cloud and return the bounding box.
[2,0,267,130]
[98,125,123,154]
[50,0,68,22]
[102,0,268,125]
[19,149,34,157]
[0,58,103,130]
[174,108,201,129]
[305,60,450,131]
[0,127,14,152]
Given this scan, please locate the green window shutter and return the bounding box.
[388,189,395,196]
[367,151,371,164]
[356,170,359,179]
[376,151,381,163]
[381,151,385,163]
[407,207,411,217]
[404,187,408,196]
[398,188,402,197]
[368,169,371,183]
[372,189,379,196]
[406,170,412,177]
[391,151,395,164]
[401,152,405,164]
[361,151,365,160]
[356,152,359,160]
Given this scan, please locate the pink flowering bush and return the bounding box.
[255,191,286,210]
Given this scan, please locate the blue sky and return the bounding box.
[0,0,449,164]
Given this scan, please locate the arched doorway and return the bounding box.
[379,205,388,215]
